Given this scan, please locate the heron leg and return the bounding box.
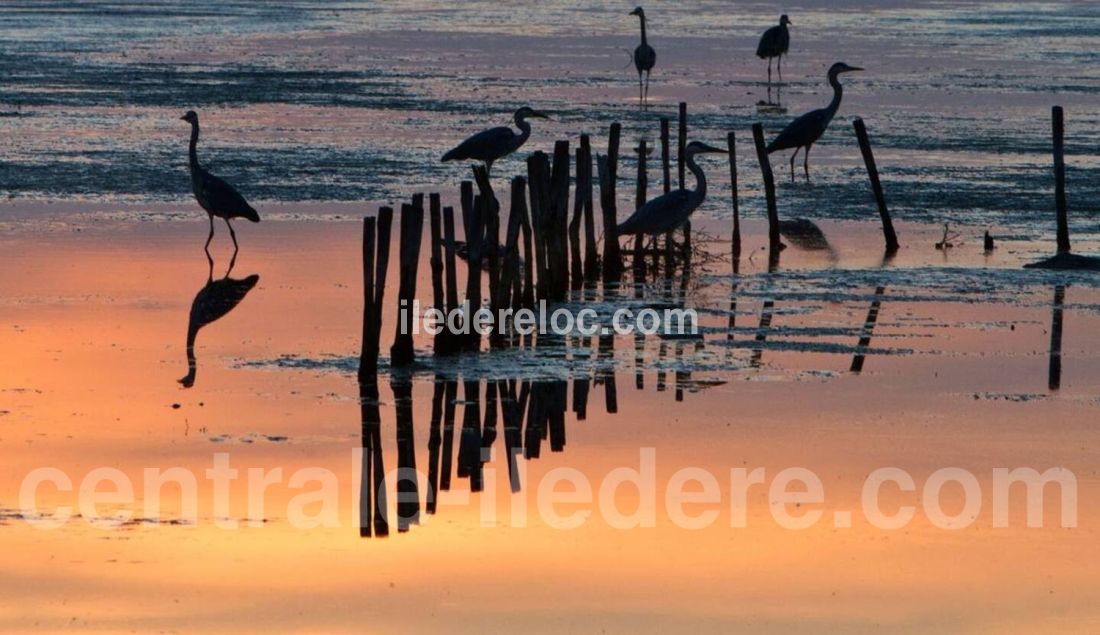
[485,159,494,177]
[789,147,800,182]
[204,214,215,252]
[225,217,239,252]
[767,58,772,91]
[644,70,650,106]
[804,143,812,182]
[778,54,783,84]
[638,72,644,105]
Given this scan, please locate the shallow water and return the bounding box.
[2,1,1099,242]
[4,2,1100,632]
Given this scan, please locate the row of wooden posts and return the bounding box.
[358,103,1078,376]
[356,102,907,376]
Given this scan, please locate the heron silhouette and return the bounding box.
[181,111,260,260]
[767,62,863,181]
[756,15,792,92]
[441,107,548,176]
[630,7,656,107]
[179,260,259,388]
[616,141,726,236]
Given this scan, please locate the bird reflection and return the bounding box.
[178,261,259,388]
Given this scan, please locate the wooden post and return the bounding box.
[1053,106,1070,254]
[460,180,474,241]
[677,102,691,260]
[633,139,648,282]
[677,103,687,189]
[527,153,550,300]
[442,205,460,352]
[660,117,674,275]
[726,131,741,260]
[391,200,424,366]
[752,123,782,256]
[517,176,536,310]
[600,123,623,285]
[463,189,484,352]
[473,167,501,317]
[429,194,446,355]
[498,177,526,338]
[549,140,571,301]
[358,216,377,379]
[580,134,598,284]
[569,145,585,291]
[853,118,899,252]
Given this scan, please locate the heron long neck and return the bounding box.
[687,152,707,206]
[514,114,532,146]
[826,71,844,120]
[188,121,200,169]
[638,15,648,45]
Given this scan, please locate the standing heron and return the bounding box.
[767,62,863,181]
[441,106,549,176]
[181,111,261,257]
[616,141,727,236]
[756,15,791,91]
[630,7,656,107]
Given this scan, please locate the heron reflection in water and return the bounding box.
[179,260,259,388]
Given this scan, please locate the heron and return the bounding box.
[616,141,727,236]
[181,111,261,258]
[756,15,791,91]
[179,264,259,388]
[441,106,549,176]
[630,7,656,107]
[767,62,863,181]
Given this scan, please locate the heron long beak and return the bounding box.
[179,115,188,121]
[847,66,865,73]
[697,143,728,154]
[531,111,550,120]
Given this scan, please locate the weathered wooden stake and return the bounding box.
[853,118,899,253]
[391,200,424,366]
[1053,106,1070,254]
[358,216,377,379]
[549,140,571,301]
[633,139,648,282]
[752,123,782,256]
[727,131,741,260]
[463,187,485,352]
[580,134,599,284]
[660,117,674,274]
[599,123,623,285]
[569,145,585,291]
[527,152,550,300]
[498,176,526,336]
[678,102,691,260]
[429,194,446,355]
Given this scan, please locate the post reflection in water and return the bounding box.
[1049,284,1066,391]
[178,259,259,388]
[355,360,634,538]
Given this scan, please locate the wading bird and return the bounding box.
[181,111,261,256]
[630,7,656,107]
[441,107,549,175]
[616,141,727,236]
[756,15,791,91]
[767,62,863,181]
